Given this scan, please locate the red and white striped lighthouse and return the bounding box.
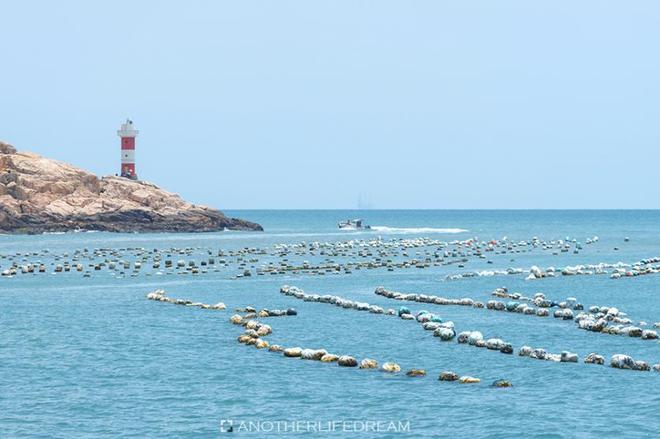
[117,118,139,180]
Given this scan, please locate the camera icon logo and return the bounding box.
[220,419,234,433]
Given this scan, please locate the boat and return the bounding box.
[338,219,371,230]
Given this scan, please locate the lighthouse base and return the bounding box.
[121,172,138,180]
[121,163,137,180]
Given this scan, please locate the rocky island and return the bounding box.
[0,141,262,234]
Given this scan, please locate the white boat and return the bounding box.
[338,219,371,230]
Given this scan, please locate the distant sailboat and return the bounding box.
[357,193,374,210]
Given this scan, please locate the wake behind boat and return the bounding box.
[338,218,371,230]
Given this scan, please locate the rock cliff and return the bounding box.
[0,141,262,233]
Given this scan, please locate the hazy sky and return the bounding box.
[1,1,658,209]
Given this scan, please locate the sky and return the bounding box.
[1,1,658,209]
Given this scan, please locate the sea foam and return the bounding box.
[369,226,468,234]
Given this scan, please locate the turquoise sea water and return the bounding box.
[1,210,659,438]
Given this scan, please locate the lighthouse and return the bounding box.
[117,119,139,180]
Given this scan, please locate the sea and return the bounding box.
[1,210,659,438]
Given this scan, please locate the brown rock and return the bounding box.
[0,144,262,233]
[0,141,16,154]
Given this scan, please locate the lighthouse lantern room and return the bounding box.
[117,119,139,180]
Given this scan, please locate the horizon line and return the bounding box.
[222,208,660,211]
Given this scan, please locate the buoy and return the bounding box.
[458,376,480,384]
[283,347,303,358]
[439,371,459,381]
[381,362,401,373]
[359,359,378,369]
[491,379,513,388]
[337,356,358,367]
